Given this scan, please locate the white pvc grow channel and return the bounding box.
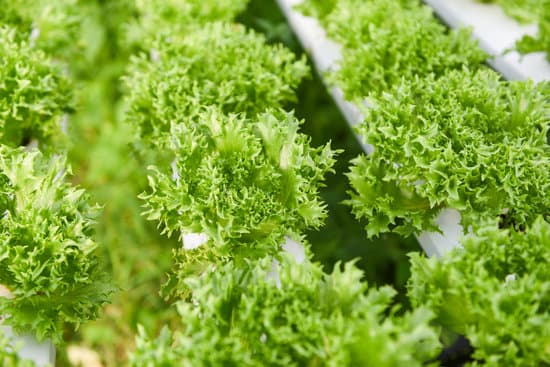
[424,0,550,82]
[1,285,55,366]
[1,326,55,366]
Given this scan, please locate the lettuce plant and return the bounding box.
[0,26,73,148]
[301,0,487,99]
[143,109,337,297]
[124,21,308,145]
[123,0,250,48]
[408,216,550,366]
[131,255,440,367]
[0,147,112,342]
[0,0,100,78]
[346,69,549,237]
[0,0,83,54]
[124,15,321,293]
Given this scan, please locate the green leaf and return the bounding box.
[0,26,73,148]
[131,256,441,366]
[408,217,550,366]
[347,69,549,237]
[0,146,113,342]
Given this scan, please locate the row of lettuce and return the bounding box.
[0,0,548,366]
[122,1,443,366]
[301,0,549,237]
[0,1,121,362]
[300,0,549,365]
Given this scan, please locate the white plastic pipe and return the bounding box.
[423,0,550,82]
[1,286,55,366]
[1,325,55,366]
[275,0,463,257]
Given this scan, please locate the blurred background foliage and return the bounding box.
[60,0,421,365]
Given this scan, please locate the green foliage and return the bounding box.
[0,26,73,148]
[478,0,540,22]
[124,21,309,145]
[516,0,550,61]
[0,0,84,59]
[143,109,337,296]
[478,0,550,60]
[301,0,487,99]
[408,217,550,366]
[0,0,113,79]
[293,77,422,304]
[4,0,547,366]
[59,0,181,361]
[299,0,549,242]
[297,0,338,20]
[124,0,250,48]
[346,69,550,237]
[131,256,440,367]
[0,147,112,342]
[67,90,178,364]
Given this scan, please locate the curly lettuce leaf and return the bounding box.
[123,21,309,145]
[131,256,440,366]
[347,69,549,237]
[408,217,550,366]
[142,109,337,293]
[0,26,73,148]
[0,147,113,342]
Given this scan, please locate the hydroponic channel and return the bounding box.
[424,0,550,82]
